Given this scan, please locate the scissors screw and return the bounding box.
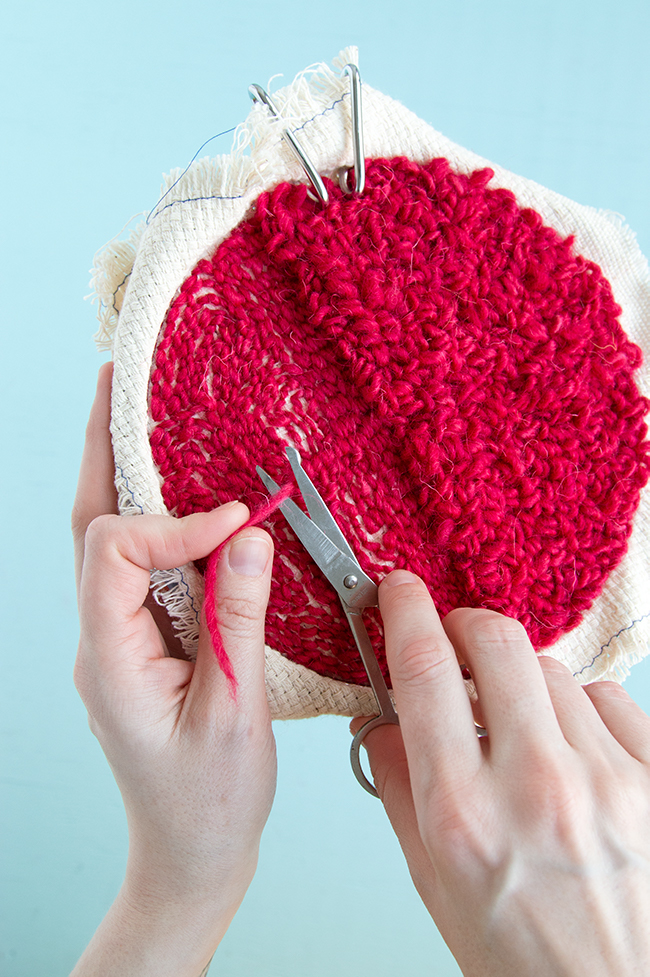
[343,574,359,590]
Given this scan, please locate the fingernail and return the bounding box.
[219,499,242,509]
[382,569,420,588]
[228,535,271,577]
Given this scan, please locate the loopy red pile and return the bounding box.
[149,156,650,686]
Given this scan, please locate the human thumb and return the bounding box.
[192,527,274,713]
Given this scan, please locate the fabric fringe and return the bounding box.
[231,45,358,157]
[149,154,256,225]
[90,220,145,350]
[150,565,204,656]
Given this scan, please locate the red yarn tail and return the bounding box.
[203,484,293,696]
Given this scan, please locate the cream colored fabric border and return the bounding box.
[101,48,650,719]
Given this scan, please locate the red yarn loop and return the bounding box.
[151,157,650,687]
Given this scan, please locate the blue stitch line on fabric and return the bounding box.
[146,93,350,225]
[146,126,238,225]
[573,611,650,677]
[112,271,131,313]
[116,465,145,514]
[292,92,348,133]
[149,193,246,223]
[176,566,201,627]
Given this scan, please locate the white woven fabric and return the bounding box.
[94,48,650,719]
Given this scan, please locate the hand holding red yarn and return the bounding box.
[355,570,650,977]
[71,364,277,977]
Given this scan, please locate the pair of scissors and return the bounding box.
[256,446,399,797]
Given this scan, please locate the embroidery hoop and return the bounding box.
[93,47,650,719]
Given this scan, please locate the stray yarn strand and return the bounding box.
[203,484,293,693]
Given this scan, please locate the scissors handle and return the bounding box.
[344,607,400,796]
[352,720,487,798]
[350,714,400,797]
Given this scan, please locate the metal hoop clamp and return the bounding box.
[338,63,365,195]
[248,84,329,205]
[249,64,366,204]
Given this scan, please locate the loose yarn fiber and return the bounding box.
[150,156,650,687]
[99,49,650,717]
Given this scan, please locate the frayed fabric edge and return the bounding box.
[89,220,146,351]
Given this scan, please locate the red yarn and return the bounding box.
[203,484,292,692]
[150,157,650,687]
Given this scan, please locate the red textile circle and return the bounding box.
[149,156,650,686]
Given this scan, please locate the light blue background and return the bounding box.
[2,1,650,974]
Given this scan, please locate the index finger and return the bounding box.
[379,570,482,799]
[71,362,117,589]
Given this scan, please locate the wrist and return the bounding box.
[123,830,260,905]
[70,877,244,977]
[70,840,260,977]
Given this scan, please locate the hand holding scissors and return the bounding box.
[257,446,399,796]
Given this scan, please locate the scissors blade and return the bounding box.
[284,447,357,563]
[256,463,377,609]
